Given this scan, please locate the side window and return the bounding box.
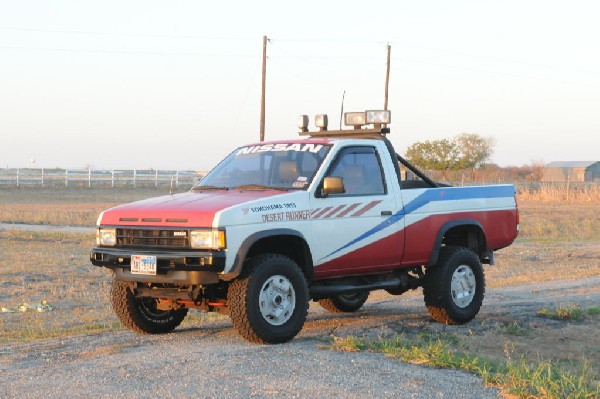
[326,147,386,196]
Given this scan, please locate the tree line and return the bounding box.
[404,133,544,183]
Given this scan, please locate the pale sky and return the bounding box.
[1,1,599,170]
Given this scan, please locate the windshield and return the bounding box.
[195,143,331,190]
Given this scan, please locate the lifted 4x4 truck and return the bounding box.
[91,110,519,344]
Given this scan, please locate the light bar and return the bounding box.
[297,115,309,132]
[366,110,391,124]
[315,114,328,131]
[344,112,366,127]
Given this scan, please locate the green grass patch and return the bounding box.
[538,305,585,322]
[503,321,529,337]
[586,307,600,316]
[328,333,599,399]
[0,321,122,344]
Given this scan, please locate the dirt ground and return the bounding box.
[0,191,599,396]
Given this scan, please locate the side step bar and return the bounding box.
[309,278,403,298]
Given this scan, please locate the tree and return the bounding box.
[455,133,495,170]
[405,133,495,181]
[405,139,460,178]
[529,159,545,182]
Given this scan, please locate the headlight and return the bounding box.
[96,228,116,246]
[190,229,226,250]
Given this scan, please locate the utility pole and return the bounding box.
[384,44,391,111]
[260,35,267,142]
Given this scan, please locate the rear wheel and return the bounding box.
[423,246,485,324]
[318,292,369,313]
[111,280,188,334]
[228,254,309,344]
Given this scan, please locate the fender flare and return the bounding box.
[427,219,486,267]
[222,228,310,280]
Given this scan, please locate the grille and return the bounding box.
[116,229,189,248]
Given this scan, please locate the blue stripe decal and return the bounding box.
[320,185,515,261]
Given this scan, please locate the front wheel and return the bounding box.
[110,280,188,334]
[423,247,485,325]
[318,291,369,313]
[228,254,309,344]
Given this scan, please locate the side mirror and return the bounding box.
[322,176,345,196]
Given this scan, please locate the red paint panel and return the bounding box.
[314,231,404,278]
[401,209,518,266]
[100,190,285,227]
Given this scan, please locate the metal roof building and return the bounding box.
[542,161,600,182]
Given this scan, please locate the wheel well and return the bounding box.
[429,222,488,266]
[442,225,486,254]
[246,235,313,279]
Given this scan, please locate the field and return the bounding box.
[0,186,599,397]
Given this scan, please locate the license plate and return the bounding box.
[131,255,157,275]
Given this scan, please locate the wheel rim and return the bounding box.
[258,274,296,326]
[450,265,476,308]
[139,298,170,319]
[339,292,362,301]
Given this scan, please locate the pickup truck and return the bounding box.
[91,110,519,344]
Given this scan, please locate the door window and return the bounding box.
[325,147,386,196]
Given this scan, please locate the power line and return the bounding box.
[0,26,255,41]
[393,57,600,88]
[0,45,259,57]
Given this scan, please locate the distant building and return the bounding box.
[542,161,600,182]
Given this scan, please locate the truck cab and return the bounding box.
[91,110,519,344]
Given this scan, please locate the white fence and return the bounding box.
[0,168,208,188]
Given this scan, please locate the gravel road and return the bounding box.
[2,275,599,398]
[1,223,597,398]
[0,296,502,399]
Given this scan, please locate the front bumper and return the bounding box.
[90,247,226,285]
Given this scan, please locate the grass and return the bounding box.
[587,307,600,316]
[503,321,529,337]
[0,230,120,343]
[1,186,599,397]
[0,187,190,226]
[329,333,599,399]
[537,305,600,322]
[518,184,600,203]
[0,229,225,344]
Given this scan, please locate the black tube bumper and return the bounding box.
[90,247,226,273]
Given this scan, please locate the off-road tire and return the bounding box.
[111,280,188,334]
[423,246,485,325]
[317,292,369,313]
[227,254,309,344]
[385,286,409,296]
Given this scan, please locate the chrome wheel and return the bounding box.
[258,274,296,326]
[450,265,476,308]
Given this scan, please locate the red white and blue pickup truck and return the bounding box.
[91,110,519,344]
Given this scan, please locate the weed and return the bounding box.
[587,307,600,316]
[329,334,600,398]
[504,321,529,337]
[538,305,585,321]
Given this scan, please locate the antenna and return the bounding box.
[339,90,346,129]
[259,35,268,141]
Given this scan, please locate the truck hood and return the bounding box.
[98,189,287,227]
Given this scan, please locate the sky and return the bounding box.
[1,1,599,171]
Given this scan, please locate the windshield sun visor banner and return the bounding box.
[236,143,324,156]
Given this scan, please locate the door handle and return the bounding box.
[381,211,392,216]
